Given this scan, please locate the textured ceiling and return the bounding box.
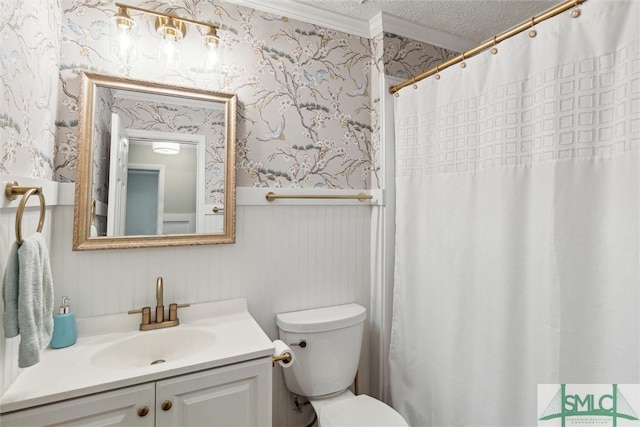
[293,0,560,43]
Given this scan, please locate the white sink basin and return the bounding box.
[1,298,276,414]
[90,327,215,369]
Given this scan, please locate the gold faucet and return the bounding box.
[128,276,190,331]
[156,276,164,323]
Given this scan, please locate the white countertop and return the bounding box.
[0,298,274,414]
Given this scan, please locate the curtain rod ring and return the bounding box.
[460,51,467,68]
[529,17,538,38]
[491,36,499,55]
[571,0,582,18]
[411,76,418,89]
[435,64,441,80]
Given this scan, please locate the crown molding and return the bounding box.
[224,0,476,51]
[225,0,371,38]
[370,12,476,53]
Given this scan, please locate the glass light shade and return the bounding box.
[152,142,180,155]
[201,28,221,71]
[202,44,220,71]
[111,12,137,63]
[156,17,184,69]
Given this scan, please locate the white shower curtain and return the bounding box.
[390,1,639,425]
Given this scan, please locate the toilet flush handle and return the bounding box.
[290,339,307,348]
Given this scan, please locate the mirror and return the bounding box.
[73,72,236,250]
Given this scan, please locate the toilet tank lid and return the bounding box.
[277,303,366,333]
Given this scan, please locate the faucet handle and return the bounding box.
[168,303,190,321]
[128,306,151,325]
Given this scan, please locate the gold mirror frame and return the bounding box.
[73,72,236,250]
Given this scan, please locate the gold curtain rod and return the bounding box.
[388,0,587,94]
[115,2,218,31]
[265,192,373,202]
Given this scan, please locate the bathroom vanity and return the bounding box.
[0,299,273,426]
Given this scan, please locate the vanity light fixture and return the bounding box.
[113,3,221,69]
[152,142,181,155]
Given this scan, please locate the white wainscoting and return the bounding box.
[0,177,376,426]
[0,175,59,394]
[48,203,373,426]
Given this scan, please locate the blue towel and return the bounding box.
[2,241,19,338]
[13,233,55,368]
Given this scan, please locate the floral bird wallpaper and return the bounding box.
[2,0,456,190]
[54,0,378,189]
[1,0,61,179]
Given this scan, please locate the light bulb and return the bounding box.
[203,46,218,70]
[158,36,180,69]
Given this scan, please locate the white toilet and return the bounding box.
[277,303,408,427]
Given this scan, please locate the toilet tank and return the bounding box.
[276,304,366,398]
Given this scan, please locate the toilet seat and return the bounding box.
[318,394,408,427]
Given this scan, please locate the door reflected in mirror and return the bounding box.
[74,72,236,250]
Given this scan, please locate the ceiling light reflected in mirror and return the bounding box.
[152,142,181,155]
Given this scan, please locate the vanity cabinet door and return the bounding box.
[0,383,155,427]
[155,358,272,427]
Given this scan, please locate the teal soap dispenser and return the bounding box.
[50,296,78,349]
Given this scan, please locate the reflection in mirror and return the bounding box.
[74,72,236,250]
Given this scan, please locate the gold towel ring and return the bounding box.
[15,188,46,245]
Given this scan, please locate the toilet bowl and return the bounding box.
[310,390,407,427]
[276,304,408,427]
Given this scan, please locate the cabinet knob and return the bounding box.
[161,400,173,411]
[137,406,149,417]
